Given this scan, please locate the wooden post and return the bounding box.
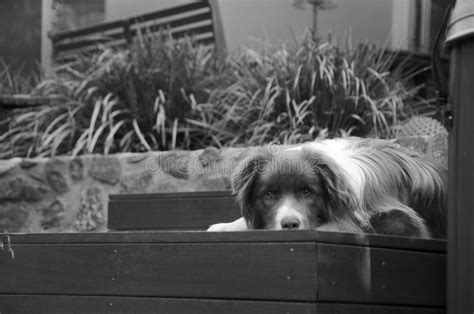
[41,0,54,77]
[208,0,227,56]
[123,20,133,45]
[445,1,474,313]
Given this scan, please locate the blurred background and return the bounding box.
[0,0,449,74]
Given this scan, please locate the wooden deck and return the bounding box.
[0,191,447,313]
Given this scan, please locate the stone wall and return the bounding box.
[0,135,448,233]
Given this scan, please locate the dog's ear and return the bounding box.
[303,150,370,229]
[370,209,430,238]
[232,149,269,229]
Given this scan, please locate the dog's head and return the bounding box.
[233,146,366,232]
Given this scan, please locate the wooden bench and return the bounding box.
[0,191,447,313]
[50,1,225,60]
[108,191,239,230]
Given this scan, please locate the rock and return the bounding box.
[69,158,84,182]
[0,176,47,201]
[45,160,69,193]
[45,170,69,193]
[89,156,121,185]
[120,171,153,193]
[73,186,105,232]
[20,159,38,169]
[395,136,429,154]
[27,164,47,183]
[153,179,179,193]
[126,154,148,164]
[430,133,449,168]
[0,158,21,177]
[159,152,190,179]
[0,203,28,232]
[22,181,48,201]
[198,147,220,168]
[40,199,66,230]
[200,174,232,190]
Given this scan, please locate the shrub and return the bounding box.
[0,31,432,158]
[1,32,228,157]
[0,58,41,95]
[188,34,432,147]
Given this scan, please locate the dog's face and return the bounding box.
[233,147,364,232]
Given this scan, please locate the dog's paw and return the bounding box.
[207,217,248,232]
[207,223,231,232]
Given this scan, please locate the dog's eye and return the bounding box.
[302,187,313,197]
[263,191,274,200]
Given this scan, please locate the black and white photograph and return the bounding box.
[0,0,472,313]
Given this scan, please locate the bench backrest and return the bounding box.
[51,1,220,60]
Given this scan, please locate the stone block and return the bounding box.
[89,156,121,185]
[198,147,220,168]
[45,160,69,193]
[200,174,232,190]
[69,158,84,182]
[120,171,153,193]
[0,203,28,232]
[40,199,66,230]
[159,152,190,179]
[73,186,105,232]
[0,176,47,201]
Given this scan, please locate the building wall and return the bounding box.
[0,0,41,74]
[103,0,395,52]
[318,0,393,46]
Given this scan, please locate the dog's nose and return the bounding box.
[281,217,301,229]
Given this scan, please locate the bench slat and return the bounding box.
[0,232,446,307]
[0,242,317,302]
[0,296,445,314]
[4,231,447,253]
[51,2,215,58]
[108,191,240,230]
[50,2,210,42]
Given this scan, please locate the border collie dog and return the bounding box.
[208,137,447,239]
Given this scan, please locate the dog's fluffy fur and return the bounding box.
[208,137,447,239]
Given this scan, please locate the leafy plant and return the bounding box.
[188,33,432,147]
[1,31,226,157]
[0,58,41,95]
[0,31,433,158]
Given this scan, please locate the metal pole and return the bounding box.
[444,1,474,313]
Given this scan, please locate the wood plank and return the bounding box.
[0,295,316,314]
[108,196,240,230]
[143,11,213,34]
[0,296,446,314]
[109,190,233,200]
[317,244,446,307]
[129,1,210,24]
[0,242,317,301]
[54,33,124,53]
[165,23,214,40]
[51,2,210,42]
[4,231,446,253]
[316,303,445,314]
[55,19,214,54]
[51,20,127,42]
